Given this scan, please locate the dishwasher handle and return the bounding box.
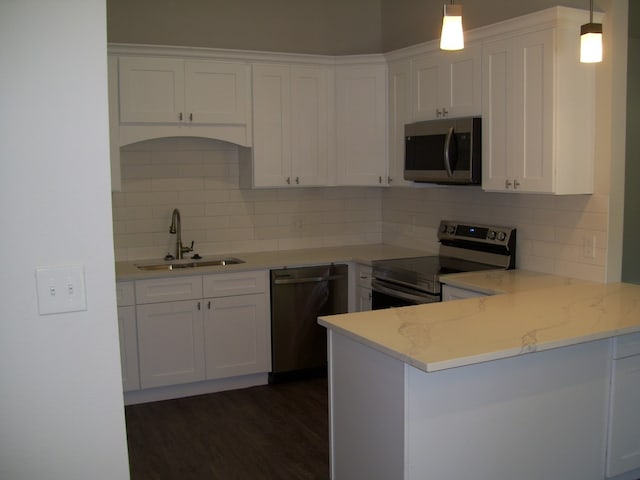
[272,274,345,285]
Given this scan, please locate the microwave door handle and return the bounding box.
[444,127,454,177]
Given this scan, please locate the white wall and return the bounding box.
[0,1,130,479]
[112,138,382,261]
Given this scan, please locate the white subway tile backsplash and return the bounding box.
[382,186,609,282]
[112,137,609,282]
[112,137,383,260]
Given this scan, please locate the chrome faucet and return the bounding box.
[169,208,193,259]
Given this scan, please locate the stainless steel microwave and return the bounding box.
[404,116,481,184]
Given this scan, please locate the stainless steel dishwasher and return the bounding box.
[270,264,348,383]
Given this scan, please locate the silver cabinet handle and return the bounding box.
[286,177,291,185]
[442,108,448,116]
[505,179,512,189]
[388,176,392,184]
[514,179,520,189]
[207,301,211,309]
[197,301,201,311]
[436,108,442,117]
[189,113,193,122]
[379,176,383,184]
[179,112,183,121]
[295,176,299,184]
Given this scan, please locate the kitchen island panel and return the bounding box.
[405,338,610,480]
[329,331,405,480]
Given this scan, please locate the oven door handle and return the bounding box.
[371,279,438,304]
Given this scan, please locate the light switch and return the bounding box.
[36,265,87,315]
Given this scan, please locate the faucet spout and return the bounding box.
[170,208,183,259]
[169,208,194,260]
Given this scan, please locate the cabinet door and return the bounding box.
[412,47,480,121]
[118,56,185,123]
[387,59,412,186]
[334,64,387,186]
[108,55,121,192]
[252,64,292,187]
[290,65,329,186]
[481,39,512,191]
[412,53,441,121]
[204,294,269,379]
[137,300,205,388]
[356,286,372,312]
[607,354,640,477]
[482,30,554,193]
[184,60,249,125]
[511,29,554,193]
[445,45,481,118]
[118,305,140,391]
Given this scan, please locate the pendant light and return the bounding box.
[580,0,603,63]
[440,1,464,51]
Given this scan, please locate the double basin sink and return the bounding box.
[136,257,245,271]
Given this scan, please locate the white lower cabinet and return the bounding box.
[137,299,205,389]
[355,264,372,312]
[606,333,640,478]
[116,281,139,391]
[204,294,269,379]
[133,271,269,391]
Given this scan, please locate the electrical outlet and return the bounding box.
[36,265,87,315]
[583,236,596,259]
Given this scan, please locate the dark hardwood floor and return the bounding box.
[125,377,329,480]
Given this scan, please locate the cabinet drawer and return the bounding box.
[203,270,267,298]
[612,332,640,359]
[135,276,203,304]
[116,281,135,307]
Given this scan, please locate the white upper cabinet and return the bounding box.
[481,11,596,194]
[119,56,249,125]
[107,55,121,192]
[412,45,481,121]
[113,51,252,147]
[387,59,412,187]
[118,57,185,123]
[247,63,328,187]
[334,63,387,186]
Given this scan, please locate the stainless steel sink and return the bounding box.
[135,257,245,271]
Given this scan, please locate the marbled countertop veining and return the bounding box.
[319,270,640,372]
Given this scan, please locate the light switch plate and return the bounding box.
[36,265,87,315]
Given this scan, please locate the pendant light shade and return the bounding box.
[440,3,464,51]
[580,0,602,63]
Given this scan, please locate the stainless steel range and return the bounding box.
[371,220,516,309]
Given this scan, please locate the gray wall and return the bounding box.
[107,0,382,55]
[107,0,600,54]
[622,1,640,283]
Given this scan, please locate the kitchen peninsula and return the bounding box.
[319,271,640,480]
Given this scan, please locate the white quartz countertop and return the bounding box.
[319,269,640,372]
[115,244,432,281]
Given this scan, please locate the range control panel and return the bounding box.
[438,220,516,248]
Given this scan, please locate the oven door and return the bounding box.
[371,278,440,310]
